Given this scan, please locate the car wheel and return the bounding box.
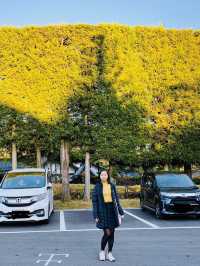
[140,197,145,211]
[155,202,164,219]
[52,202,54,214]
[43,204,50,224]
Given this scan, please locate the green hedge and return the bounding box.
[53,183,141,200]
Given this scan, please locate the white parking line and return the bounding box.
[0,229,61,234]
[36,253,69,266]
[55,208,142,212]
[55,208,92,212]
[60,211,66,231]
[124,210,160,229]
[1,226,200,234]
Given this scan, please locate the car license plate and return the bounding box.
[11,208,27,212]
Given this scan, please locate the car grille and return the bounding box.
[3,202,33,207]
[172,198,198,205]
[8,211,31,219]
[169,197,200,213]
[3,197,33,207]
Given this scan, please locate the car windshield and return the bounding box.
[156,174,195,188]
[1,172,46,189]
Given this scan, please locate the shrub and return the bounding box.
[53,183,140,200]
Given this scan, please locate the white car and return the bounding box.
[0,168,54,223]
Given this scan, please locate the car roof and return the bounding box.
[7,168,46,174]
[144,171,186,176]
[155,173,189,178]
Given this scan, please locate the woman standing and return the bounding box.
[92,170,124,262]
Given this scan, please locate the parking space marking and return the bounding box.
[0,229,60,234]
[2,209,200,235]
[36,253,69,266]
[2,225,200,234]
[57,208,92,212]
[124,210,160,229]
[55,208,141,212]
[60,211,66,231]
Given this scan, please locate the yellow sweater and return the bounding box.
[102,181,112,203]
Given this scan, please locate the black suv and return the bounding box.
[140,172,200,219]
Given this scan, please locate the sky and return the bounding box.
[0,0,200,29]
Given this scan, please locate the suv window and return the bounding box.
[47,172,52,183]
[143,174,154,189]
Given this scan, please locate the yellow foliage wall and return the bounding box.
[0,24,200,125]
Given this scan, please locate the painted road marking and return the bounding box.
[1,226,200,234]
[60,211,66,231]
[124,210,160,229]
[56,208,92,212]
[36,253,69,266]
[55,208,141,212]
[1,209,200,234]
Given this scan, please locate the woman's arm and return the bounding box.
[113,184,124,216]
[92,184,99,219]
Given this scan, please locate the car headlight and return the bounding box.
[162,197,171,204]
[0,196,6,203]
[31,193,47,203]
[196,191,200,200]
[160,192,176,198]
[160,192,174,204]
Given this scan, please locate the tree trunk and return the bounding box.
[36,145,42,168]
[125,184,129,199]
[164,164,169,171]
[12,142,17,170]
[11,123,17,170]
[84,151,90,201]
[60,139,71,201]
[108,162,113,180]
[184,162,192,178]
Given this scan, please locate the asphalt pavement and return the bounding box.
[0,208,200,266]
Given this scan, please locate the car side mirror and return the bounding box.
[47,183,52,190]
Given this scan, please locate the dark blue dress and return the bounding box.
[103,202,118,228]
[92,181,124,229]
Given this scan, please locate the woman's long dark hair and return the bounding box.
[98,170,111,184]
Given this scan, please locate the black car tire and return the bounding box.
[155,202,164,219]
[140,197,145,211]
[43,204,50,224]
